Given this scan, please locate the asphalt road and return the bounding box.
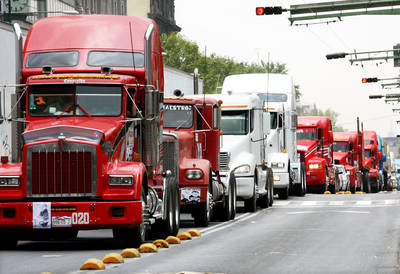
[1,192,400,274]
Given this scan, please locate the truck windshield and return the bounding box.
[333,142,349,152]
[221,110,249,135]
[28,84,122,117]
[87,51,144,67]
[258,93,288,102]
[26,51,79,68]
[365,149,373,158]
[365,140,375,145]
[297,128,317,140]
[163,104,193,129]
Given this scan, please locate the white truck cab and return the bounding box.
[221,73,306,199]
[209,93,274,212]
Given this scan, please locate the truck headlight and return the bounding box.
[309,163,322,169]
[234,165,250,174]
[186,169,203,180]
[108,175,134,186]
[271,162,285,169]
[273,175,281,182]
[0,177,20,186]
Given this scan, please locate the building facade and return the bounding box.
[127,0,180,34]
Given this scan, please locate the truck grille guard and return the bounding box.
[26,142,97,198]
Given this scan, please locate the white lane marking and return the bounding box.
[201,210,265,236]
[274,201,291,206]
[41,254,63,258]
[328,201,344,206]
[287,210,369,215]
[199,212,252,234]
[302,201,317,206]
[356,201,371,205]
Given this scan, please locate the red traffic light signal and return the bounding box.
[362,78,378,83]
[256,7,265,15]
[256,6,285,15]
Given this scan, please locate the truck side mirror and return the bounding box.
[263,111,271,135]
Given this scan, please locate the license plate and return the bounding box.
[181,188,201,203]
[52,216,72,227]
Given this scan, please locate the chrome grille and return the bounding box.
[26,142,97,198]
[219,152,230,170]
[161,133,179,183]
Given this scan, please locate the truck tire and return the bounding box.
[328,183,336,194]
[0,232,18,249]
[268,176,274,206]
[362,175,371,193]
[194,190,211,227]
[293,165,306,196]
[219,177,235,221]
[244,179,257,212]
[278,186,289,200]
[259,174,270,209]
[230,178,237,220]
[113,188,146,247]
[158,186,179,237]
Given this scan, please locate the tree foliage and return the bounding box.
[160,32,288,94]
[300,107,345,132]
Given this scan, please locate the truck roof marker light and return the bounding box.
[217,131,223,136]
[282,148,287,153]
[221,105,248,109]
[218,100,223,105]
[1,156,8,164]
[31,75,119,80]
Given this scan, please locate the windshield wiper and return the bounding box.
[176,119,189,130]
[56,104,72,119]
[76,104,91,118]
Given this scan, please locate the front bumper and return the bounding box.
[0,200,142,231]
[306,169,325,186]
[272,172,289,189]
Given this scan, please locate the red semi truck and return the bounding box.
[0,15,181,248]
[163,96,236,226]
[333,132,363,193]
[363,130,380,193]
[297,116,338,193]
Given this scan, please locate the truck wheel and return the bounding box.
[220,177,235,221]
[362,175,371,193]
[259,175,269,209]
[268,177,274,206]
[0,232,18,249]
[194,190,211,227]
[278,186,289,200]
[230,178,237,220]
[244,180,257,212]
[328,183,336,194]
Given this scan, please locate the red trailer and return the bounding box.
[0,15,180,248]
[297,116,338,193]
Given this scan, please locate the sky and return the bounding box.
[174,0,400,137]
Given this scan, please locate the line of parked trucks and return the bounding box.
[0,15,397,249]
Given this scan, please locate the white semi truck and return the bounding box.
[221,73,306,199]
[209,93,274,212]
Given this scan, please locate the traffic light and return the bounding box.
[256,7,285,15]
[369,95,383,99]
[362,78,378,83]
[326,52,347,60]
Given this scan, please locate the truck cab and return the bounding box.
[217,73,305,200]
[0,15,180,248]
[209,93,273,212]
[363,130,379,193]
[163,96,235,226]
[297,116,337,193]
